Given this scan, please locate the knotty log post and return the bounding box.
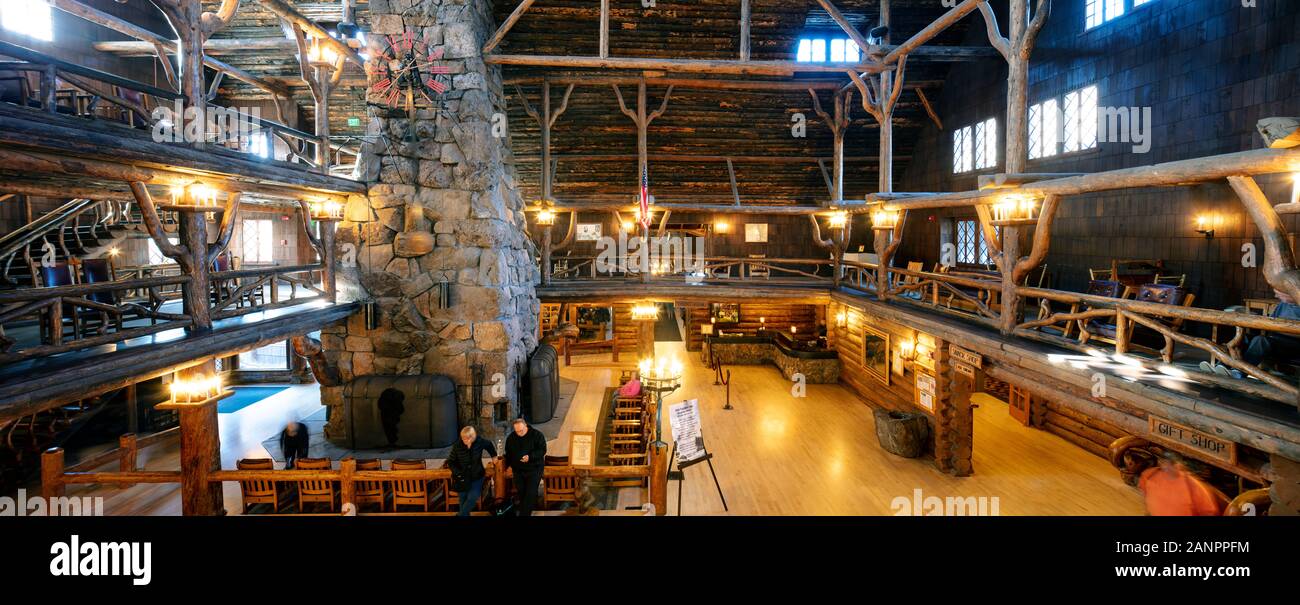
[1228,176,1300,304]
[297,201,339,302]
[131,183,240,333]
[291,23,345,171]
[162,360,224,515]
[516,80,576,284]
[41,447,65,500]
[650,442,668,515]
[940,345,976,476]
[614,81,673,283]
[809,89,856,285]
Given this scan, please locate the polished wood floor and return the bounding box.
[63,341,1143,515]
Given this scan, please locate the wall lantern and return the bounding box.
[309,199,344,221]
[898,339,917,362]
[631,302,660,321]
[758,316,766,330]
[167,182,219,210]
[835,311,847,328]
[988,193,1041,227]
[1194,215,1216,239]
[714,220,730,234]
[827,211,848,229]
[871,207,900,231]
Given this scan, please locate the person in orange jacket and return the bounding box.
[1138,452,1228,516]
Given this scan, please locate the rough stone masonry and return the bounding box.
[320,0,541,443]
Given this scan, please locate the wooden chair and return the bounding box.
[747,254,770,279]
[352,458,386,512]
[293,458,337,513]
[1153,273,1186,287]
[38,262,81,342]
[1081,284,1195,355]
[543,463,577,510]
[235,458,291,514]
[1089,267,1114,281]
[391,459,430,512]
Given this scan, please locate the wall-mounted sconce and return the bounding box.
[871,207,900,231]
[835,311,847,328]
[1194,215,1215,239]
[827,211,848,229]
[988,193,1041,226]
[631,302,659,321]
[167,182,219,209]
[107,247,120,257]
[790,325,798,335]
[898,339,917,362]
[309,199,344,220]
[758,316,766,330]
[714,220,730,234]
[620,220,634,233]
[307,35,339,67]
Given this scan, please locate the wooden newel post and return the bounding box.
[119,433,138,488]
[339,457,356,512]
[493,457,508,502]
[41,447,65,500]
[541,224,553,285]
[649,442,668,515]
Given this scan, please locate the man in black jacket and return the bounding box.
[279,421,309,469]
[504,417,547,516]
[446,426,498,516]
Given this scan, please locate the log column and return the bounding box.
[939,344,976,476]
[160,360,224,516]
[614,81,673,282]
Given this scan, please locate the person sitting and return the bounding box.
[279,421,310,469]
[1203,290,1300,379]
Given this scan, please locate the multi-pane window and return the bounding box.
[246,130,271,159]
[796,37,860,63]
[147,237,178,266]
[241,219,274,264]
[953,118,997,173]
[1,0,53,41]
[955,220,996,266]
[1086,0,1155,30]
[1029,85,1097,158]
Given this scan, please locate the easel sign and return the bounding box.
[668,399,705,463]
[568,431,596,468]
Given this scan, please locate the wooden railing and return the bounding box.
[546,255,837,283]
[41,441,669,516]
[0,275,193,363]
[209,263,324,320]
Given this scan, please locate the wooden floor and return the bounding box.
[63,341,1144,516]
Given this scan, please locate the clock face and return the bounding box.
[367,29,453,109]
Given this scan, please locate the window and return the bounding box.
[239,341,289,371]
[953,118,997,173]
[1029,85,1097,158]
[1086,0,1154,30]
[1,0,53,42]
[147,237,179,266]
[246,130,271,159]
[955,219,997,267]
[242,219,274,264]
[796,36,859,63]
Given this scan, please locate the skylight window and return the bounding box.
[1,0,54,42]
[796,36,859,63]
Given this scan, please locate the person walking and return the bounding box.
[504,417,547,516]
[446,426,498,516]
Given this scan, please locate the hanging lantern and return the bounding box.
[988,193,1041,226]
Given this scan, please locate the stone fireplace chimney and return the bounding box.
[320,0,540,444]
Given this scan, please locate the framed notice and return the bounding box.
[744,223,768,243]
[568,431,596,468]
[914,371,936,412]
[862,325,891,386]
[576,223,602,241]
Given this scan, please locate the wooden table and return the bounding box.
[1244,298,1280,316]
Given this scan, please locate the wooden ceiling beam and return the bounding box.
[486,54,888,77]
[252,0,364,69]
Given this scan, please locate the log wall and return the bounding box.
[684,302,818,352]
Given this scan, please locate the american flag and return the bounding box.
[638,164,651,229]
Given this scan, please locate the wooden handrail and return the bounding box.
[0,275,190,303]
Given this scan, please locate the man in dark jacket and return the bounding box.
[446,426,498,516]
[279,421,309,469]
[504,417,547,516]
[377,388,405,448]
